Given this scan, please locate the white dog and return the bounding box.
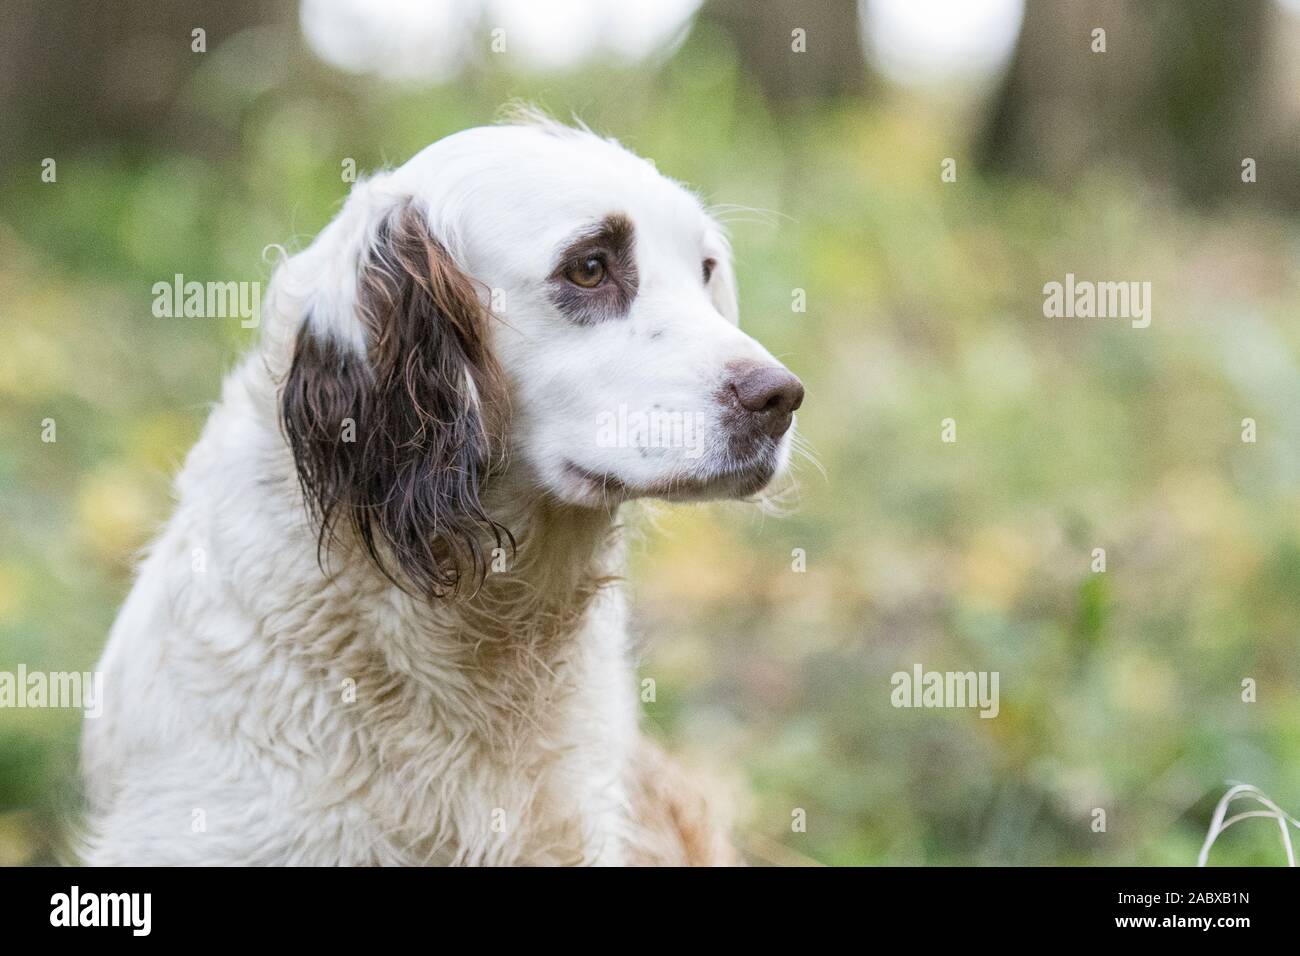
[81,113,804,866]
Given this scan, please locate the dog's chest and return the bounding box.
[305,594,637,865]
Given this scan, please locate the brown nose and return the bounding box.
[729,362,804,438]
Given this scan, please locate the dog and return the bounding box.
[81,113,804,865]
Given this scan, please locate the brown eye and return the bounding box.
[702,258,717,283]
[566,256,607,288]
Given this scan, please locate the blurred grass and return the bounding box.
[2,21,1299,865]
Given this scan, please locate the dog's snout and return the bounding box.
[728,361,804,437]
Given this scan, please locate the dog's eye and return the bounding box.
[702,258,717,284]
[565,256,607,289]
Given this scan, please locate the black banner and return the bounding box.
[0,866,1279,941]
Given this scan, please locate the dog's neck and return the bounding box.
[452,475,624,651]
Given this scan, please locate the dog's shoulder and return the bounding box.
[627,735,740,866]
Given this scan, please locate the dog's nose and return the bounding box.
[729,362,804,438]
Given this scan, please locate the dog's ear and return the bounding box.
[280,198,509,599]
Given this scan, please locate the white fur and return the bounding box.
[81,118,797,865]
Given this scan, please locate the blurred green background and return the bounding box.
[3,0,1300,865]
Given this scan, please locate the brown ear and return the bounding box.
[280,201,510,599]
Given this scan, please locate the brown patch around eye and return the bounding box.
[702,258,717,284]
[548,213,638,324]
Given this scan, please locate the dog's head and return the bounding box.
[277,116,803,597]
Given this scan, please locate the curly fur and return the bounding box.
[81,116,798,866]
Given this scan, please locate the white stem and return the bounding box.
[1198,783,1300,867]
